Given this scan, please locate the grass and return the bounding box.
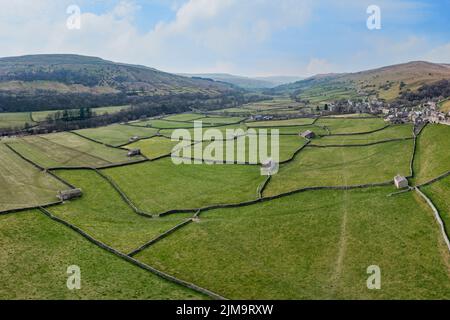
[421,176,450,239]
[125,137,180,160]
[102,158,266,214]
[0,210,204,299]
[193,116,245,125]
[132,119,215,129]
[0,144,68,211]
[0,112,35,129]
[264,140,413,196]
[7,133,141,168]
[312,124,413,146]
[159,124,248,141]
[50,170,193,253]
[179,134,307,163]
[413,124,450,185]
[246,118,315,127]
[75,124,159,147]
[135,187,450,299]
[315,118,387,134]
[163,113,204,121]
[439,99,450,113]
[31,106,131,122]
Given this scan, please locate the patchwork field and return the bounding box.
[421,176,450,238]
[315,118,387,134]
[312,124,413,146]
[264,140,413,196]
[132,119,216,129]
[0,144,68,211]
[125,136,181,160]
[413,124,450,185]
[0,210,203,299]
[102,158,266,214]
[178,134,307,163]
[75,124,159,146]
[7,133,142,168]
[1,111,449,300]
[0,112,35,129]
[136,187,450,299]
[50,170,194,253]
[246,118,315,127]
[163,113,204,121]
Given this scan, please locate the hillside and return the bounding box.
[0,54,237,112]
[179,73,302,89]
[273,61,450,102]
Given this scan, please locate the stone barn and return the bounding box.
[127,149,141,157]
[300,130,315,139]
[57,188,83,201]
[394,175,409,189]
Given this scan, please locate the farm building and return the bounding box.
[57,188,82,201]
[261,159,279,176]
[394,175,409,189]
[129,136,140,143]
[300,130,315,139]
[127,149,141,157]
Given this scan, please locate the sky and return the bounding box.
[0,0,449,77]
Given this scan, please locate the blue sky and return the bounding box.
[0,0,449,77]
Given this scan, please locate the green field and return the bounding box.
[312,125,413,146]
[315,118,387,134]
[0,210,203,299]
[413,124,450,185]
[31,105,131,122]
[75,124,159,147]
[7,133,142,168]
[194,116,245,125]
[163,113,204,121]
[132,119,216,129]
[125,137,181,160]
[136,187,450,299]
[264,140,413,196]
[246,118,315,127]
[50,170,193,253]
[178,134,307,163]
[0,112,35,129]
[421,176,450,238]
[159,124,248,141]
[102,158,266,214]
[0,144,68,211]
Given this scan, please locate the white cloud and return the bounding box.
[0,0,314,74]
[424,43,450,64]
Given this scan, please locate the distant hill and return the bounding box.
[179,73,303,89]
[0,54,239,112]
[0,54,234,96]
[273,61,450,102]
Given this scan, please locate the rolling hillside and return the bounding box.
[274,61,450,102]
[0,54,234,96]
[179,73,303,89]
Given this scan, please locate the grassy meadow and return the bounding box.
[413,124,450,185]
[75,124,159,146]
[102,158,266,214]
[264,140,413,196]
[0,144,68,211]
[136,187,450,299]
[50,170,194,253]
[0,210,204,300]
[315,118,387,134]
